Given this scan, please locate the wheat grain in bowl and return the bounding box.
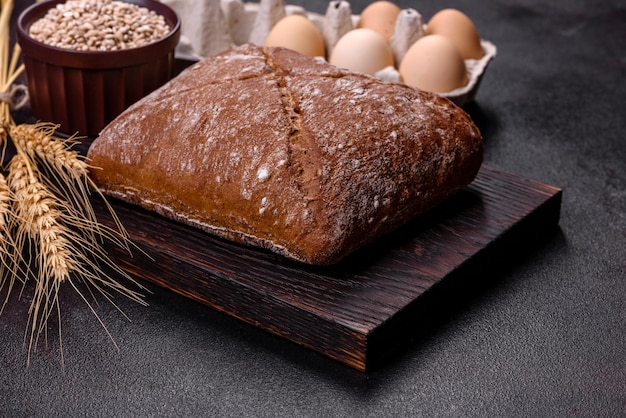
[27,0,171,51]
[16,0,181,136]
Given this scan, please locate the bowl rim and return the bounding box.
[16,0,181,69]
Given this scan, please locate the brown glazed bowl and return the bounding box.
[16,0,180,137]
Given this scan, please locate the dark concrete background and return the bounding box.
[2,0,624,416]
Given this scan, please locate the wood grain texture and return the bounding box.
[92,165,562,371]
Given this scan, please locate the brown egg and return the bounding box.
[357,1,401,42]
[399,35,468,93]
[265,15,326,58]
[425,8,483,60]
[329,28,395,75]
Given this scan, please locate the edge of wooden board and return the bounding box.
[94,165,562,372]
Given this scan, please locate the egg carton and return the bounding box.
[160,0,496,106]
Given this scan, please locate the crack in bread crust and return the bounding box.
[262,48,323,221]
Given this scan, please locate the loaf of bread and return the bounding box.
[87,44,483,265]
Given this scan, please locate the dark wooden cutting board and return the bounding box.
[92,165,561,372]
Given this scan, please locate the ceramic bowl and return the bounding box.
[17,0,181,137]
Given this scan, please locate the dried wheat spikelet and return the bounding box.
[0,0,147,367]
[0,169,20,312]
[8,154,74,350]
[9,122,131,246]
[7,151,145,364]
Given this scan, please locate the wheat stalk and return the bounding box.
[10,122,131,246]
[0,169,18,312]
[7,153,72,358]
[8,153,75,280]
[11,123,89,176]
[6,128,147,366]
[0,0,147,366]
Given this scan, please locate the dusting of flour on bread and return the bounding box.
[88,44,482,265]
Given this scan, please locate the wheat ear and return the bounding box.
[0,170,20,314]
[7,153,77,360]
[8,125,150,362]
[1,0,148,366]
[0,126,11,286]
[9,123,130,247]
[9,122,146,298]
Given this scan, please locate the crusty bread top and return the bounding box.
[88,44,482,265]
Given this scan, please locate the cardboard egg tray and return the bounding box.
[161,0,496,106]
